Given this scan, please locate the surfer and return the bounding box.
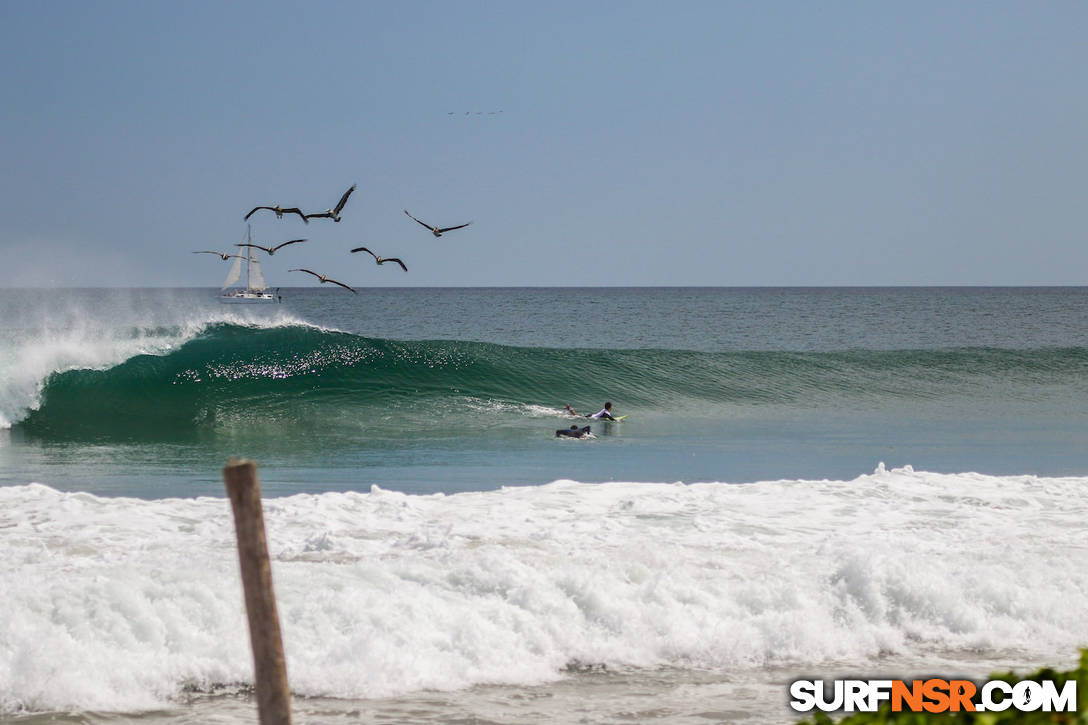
[588,402,617,421]
[556,424,591,438]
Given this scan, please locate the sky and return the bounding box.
[1,1,1086,287]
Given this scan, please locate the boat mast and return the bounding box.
[245,224,252,293]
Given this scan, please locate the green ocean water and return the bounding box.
[3,286,1088,496]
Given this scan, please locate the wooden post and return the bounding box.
[223,459,292,725]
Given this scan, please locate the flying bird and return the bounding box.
[403,209,472,237]
[304,184,356,222]
[193,250,244,261]
[289,268,357,294]
[236,239,307,255]
[244,205,308,224]
[350,246,407,272]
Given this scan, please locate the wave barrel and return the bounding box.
[223,459,292,725]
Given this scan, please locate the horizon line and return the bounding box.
[3,283,1088,290]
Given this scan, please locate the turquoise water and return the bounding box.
[3,286,1088,496]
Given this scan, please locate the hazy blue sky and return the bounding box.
[2,1,1085,287]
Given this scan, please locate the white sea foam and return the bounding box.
[1,466,1086,714]
[461,398,567,417]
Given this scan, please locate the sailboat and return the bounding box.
[218,226,279,304]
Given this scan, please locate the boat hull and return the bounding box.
[218,292,278,304]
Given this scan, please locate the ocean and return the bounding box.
[2,286,1087,723]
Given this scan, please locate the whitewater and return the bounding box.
[3,467,1086,722]
[0,293,318,432]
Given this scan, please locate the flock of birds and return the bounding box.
[193,183,472,294]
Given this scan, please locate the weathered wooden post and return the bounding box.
[223,459,292,725]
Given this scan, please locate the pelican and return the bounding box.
[350,246,407,272]
[193,250,244,261]
[236,239,307,255]
[289,268,357,294]
[403,209,472,237]
[304,184,356,222]
[244,205,308,224]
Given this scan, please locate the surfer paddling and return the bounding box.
[562,402,620,420]
[561,402,622,420]
[556,424,592,439]
[588,402,617,421]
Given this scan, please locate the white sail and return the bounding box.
[221,253,243,290]
[247,250,266,291]
[217,225,278,304]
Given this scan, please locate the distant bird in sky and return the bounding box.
[236,239,307,255]
[350,246,407,272]
[193,250,244,261]
[305,184,356,222]
[289,268,357,294]
[244,205,308,223]
[403,209,472,237]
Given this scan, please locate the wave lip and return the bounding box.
[2,466,1087,712]
[3,319,341,436]
[0,309,326,430]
